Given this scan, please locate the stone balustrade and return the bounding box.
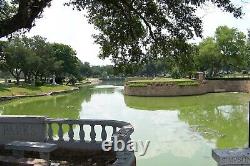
[45,118,135,165]
[46,118,135,165]
[45,119,132,143]
[0,116,135,166]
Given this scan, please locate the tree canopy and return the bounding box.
[0,35,83,85]
[0,0,243,72]
[196,26,248,77]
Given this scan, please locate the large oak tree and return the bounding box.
[0,0,243,72]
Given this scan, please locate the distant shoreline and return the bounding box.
[0,78,103,103]
[0,86,80,103]
[125,79,250,97]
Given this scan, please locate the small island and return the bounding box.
[125,74,250,97]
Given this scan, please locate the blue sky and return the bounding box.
[27,0,250,65]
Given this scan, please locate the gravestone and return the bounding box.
[0,116,47,144]
[52,74,57,85]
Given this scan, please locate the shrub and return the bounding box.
[35,81,45,86]
[127,83,148,87]
[171,67,181,79]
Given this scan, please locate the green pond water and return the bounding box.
[0,83,249,166]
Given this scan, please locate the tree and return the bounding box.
[215,26,247,72]
[0,0,52,37]
[50,43,80,80]
[21,35,59,83]
[0,37,32,84]
[195,37,222,77]
[0,35,86,85]
[0,0,243,73]
[195,26,250,77]
[79,62,92,77]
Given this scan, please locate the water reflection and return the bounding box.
[0,86,93,119]
[0,85,249,166]
[124,93,249,148]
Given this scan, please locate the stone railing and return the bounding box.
[45,118,135,165]
[0,116,135,166]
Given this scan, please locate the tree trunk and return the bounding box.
[24,73,27,83]
[27,74,31,84]
[16,76,20,85]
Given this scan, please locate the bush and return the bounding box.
[128,83,147,87]
[171,67,181,79]
[177,82,199,86]
[35,81,45,86]
[55,77,65,84]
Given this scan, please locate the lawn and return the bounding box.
[0,84,74,97]
[126,78,200,87]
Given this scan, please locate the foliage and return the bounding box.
[0,37,30,84]
[215,26,247,72]
[89,65,115,78]
[171,67,182,79]
[50,43,80,80]
[66,0,242,71]
[0,35,83,85]
[0,0,243,73]
[0,0,51,37]
[127,83,148,88]
[195,37,222,77]
[126,78,199,87]
[79,62,92,77]
[195,26,249,78]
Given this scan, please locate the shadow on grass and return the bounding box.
[21,85,41,91]
[0,84,10,92]
[0,83,42,92]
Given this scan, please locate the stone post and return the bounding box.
[212,149,250,166]
[196,72,205,81]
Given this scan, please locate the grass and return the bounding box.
[0,84,74,97]
[126,78,200,87]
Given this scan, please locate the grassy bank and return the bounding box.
[126,78,199,87]
[0,84,75,97]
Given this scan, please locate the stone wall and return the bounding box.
[0,116,47,144]
[124,80,250,97]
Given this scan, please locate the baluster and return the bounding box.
[68,124,74,142]
[79,124,85,142]
[90,125,96,143]
[47,123,53,141]
[58,123,64,141]
[101,125,107,141]
[112,126,117,136]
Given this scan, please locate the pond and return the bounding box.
[0,83,249,166]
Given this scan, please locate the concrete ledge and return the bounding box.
[125,80,250,97]
[0,116,47,143]
[0,116,46,124]
[212,148,250,166]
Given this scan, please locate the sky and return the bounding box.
[26,0,250,66]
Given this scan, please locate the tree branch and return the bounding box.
[0,0,51,38]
